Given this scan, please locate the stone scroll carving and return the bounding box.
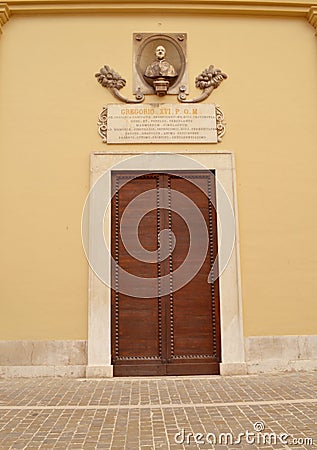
[96,63,227,104]
[178,65,227,103]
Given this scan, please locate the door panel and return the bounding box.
[111,174,163,374]
[111,171,221,376]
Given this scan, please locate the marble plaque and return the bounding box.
[104,103,219,143]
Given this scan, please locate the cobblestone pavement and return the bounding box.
[0,373,316,449]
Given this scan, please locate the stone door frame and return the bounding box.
[86,151,246,377]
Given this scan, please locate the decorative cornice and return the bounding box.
[0,3,10,34]
[2,1,317,16]
[0,1,317,35]
[307,6,317,33]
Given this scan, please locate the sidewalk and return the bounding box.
[0,373,316,449]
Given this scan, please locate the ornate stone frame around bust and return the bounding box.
[86,151,246,377]
[132,32,188,96]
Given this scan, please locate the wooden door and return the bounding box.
[111,171,221,376]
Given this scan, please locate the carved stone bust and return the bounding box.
[144,45,178,80]
[143,45,178,95]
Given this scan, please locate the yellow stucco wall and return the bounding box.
[0,12,316,339]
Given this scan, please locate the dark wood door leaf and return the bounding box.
[111,171,221,376]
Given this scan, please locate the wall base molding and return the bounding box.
[86,365,113,378]
[0,340,87,367]
[220,362,248,376]
[245,335,317,374]
[0,365,86,378]
[0,336,316,377]
[247,359,317,374]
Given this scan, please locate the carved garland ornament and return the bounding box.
[178,65,227,103]
[95,65,144,103]
[95,63,227,104]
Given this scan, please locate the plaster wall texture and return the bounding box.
[0,13,316,343]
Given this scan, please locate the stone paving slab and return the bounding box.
[0,373,316,449]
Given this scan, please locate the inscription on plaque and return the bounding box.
[98,103,225,144]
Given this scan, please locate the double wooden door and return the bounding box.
[111,171,221,376]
